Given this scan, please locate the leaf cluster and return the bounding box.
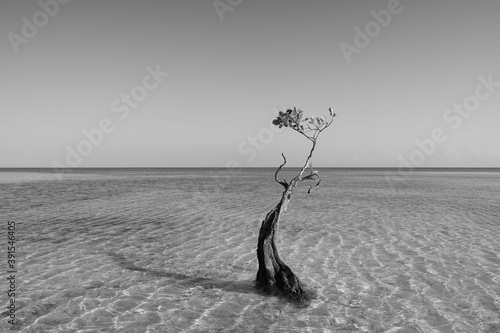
[272,108,304,130]
[272,107,336,141]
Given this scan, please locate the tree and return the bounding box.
[256,108,336,302]
[256,107,336,302]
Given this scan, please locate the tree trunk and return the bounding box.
[256,182,308,302]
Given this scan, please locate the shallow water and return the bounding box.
[1,168,499,332]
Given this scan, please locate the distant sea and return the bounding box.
[1,168,499,332]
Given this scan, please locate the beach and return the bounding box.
[1,168,499,332]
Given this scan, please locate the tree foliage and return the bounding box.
[272,107,336,142]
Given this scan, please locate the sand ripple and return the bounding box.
[0,169,499,332]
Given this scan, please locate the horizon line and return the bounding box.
[1,167,499,170]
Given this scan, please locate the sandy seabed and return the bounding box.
[1,168,499,332]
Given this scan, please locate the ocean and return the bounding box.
[1,168,499,332]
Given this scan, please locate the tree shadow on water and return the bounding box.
[105,251,260,296]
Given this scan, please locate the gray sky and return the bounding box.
[1,0,499,167]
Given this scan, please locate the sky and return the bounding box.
[1,0,499,168]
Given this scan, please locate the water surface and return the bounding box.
[1,168,499,332]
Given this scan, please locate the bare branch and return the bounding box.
[274,153,288,188]
[302,171,321,194]
[301,169,318,181]
[296,130,315,142]
[293,140,317,185]
[288,115,315,142]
